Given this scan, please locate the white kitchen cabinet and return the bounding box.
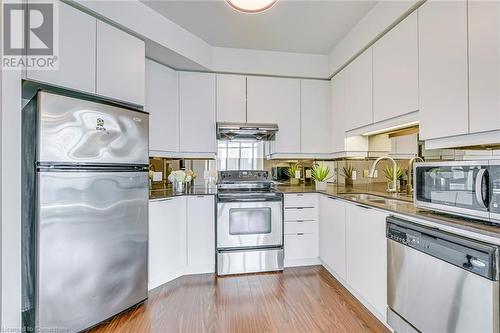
[284,233,318,260]
[26,1,96,93]
[148,197,186,290]
[96,20,145,106]
[330,72,347,153]
[179,72,217,154]
[330,71,369,157]
[468,1,500,134]
[284,193,319,208]
[146,60,179,153]
[345,49,373,131]
[345,203,388,319]
[373,11,418,122]
[186,196,215,270]
[300,80,331,154]
[418,1,469,140]
[247,76,301,154]
[319,196,346,281]
[216,74,247,123]
[283,194,319,265]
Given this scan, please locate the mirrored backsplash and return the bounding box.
[149,155,412,192]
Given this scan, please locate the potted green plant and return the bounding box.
[341,163,356,187]
[383,164,405,192]
[311,164,333,191]
[285,163,301,185]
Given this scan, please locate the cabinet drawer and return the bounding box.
[284,221,318,235]
[284,193,318,208]
[284,233,318,260]
[284,207,317,221]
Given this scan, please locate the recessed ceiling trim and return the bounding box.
[225,0,278,14]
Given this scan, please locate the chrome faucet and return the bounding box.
[369,156,398,192]
[406,156,424,195]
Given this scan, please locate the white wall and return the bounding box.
[0,62,23,331]
[328,0,423,76]
[212,47,330,79]
[1,0,22,328]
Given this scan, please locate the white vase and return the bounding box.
[173,180,185,193]
[315,180,327,191]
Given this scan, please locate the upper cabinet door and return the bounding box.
[345,49,373,131]
[179,72,217,154]
[373,12,418,122]
[216,74,247,123]
[96,21,145,106]
[330,72,346,153]
[247,77,301,153]
[301,80,331,154]
[418,1,469,140]
[468,1,500,134]
[146,60,179,153]
[26,2,96,94]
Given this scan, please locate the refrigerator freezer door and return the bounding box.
[37,91,148,165]
[36,170,148,332]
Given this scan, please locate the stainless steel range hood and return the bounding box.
[216,122,278,141]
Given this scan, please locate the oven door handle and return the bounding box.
[474,168,488,209]
[218,197,282,203]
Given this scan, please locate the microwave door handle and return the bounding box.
[475,168,488,209]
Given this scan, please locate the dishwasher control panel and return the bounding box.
[387,216,499,281]
[387,226,429,251]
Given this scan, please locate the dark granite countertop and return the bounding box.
[149,183,500,244]
[149,185,217,201]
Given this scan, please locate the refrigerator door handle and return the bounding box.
[37,163,148,172]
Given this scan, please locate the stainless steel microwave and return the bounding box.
[414,160,500,223]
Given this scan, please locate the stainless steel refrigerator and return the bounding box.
[22,91,149,332]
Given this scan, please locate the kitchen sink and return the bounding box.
[339,192,411,203]
[339,193,409,206]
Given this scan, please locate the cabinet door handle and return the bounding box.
[297,233,304,236]
[355,204,372,210]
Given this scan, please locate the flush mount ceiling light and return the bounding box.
[226,0,278,13]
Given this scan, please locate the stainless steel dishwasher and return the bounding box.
[386,216,499,333]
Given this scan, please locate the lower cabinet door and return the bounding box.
[148,197,186,289]
[186,196,215,269]
[319,196,346,280]
[284,233,318,260]
[345,203,388,319]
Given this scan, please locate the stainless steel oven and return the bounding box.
[217,192,283,249]
[216,171,284,276]
[414,161,491,221]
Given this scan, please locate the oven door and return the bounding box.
[217,194,283,249]
[414,161,490,220]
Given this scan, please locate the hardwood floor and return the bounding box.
[89,265,389,333]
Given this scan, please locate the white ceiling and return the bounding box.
[141,0,378,54]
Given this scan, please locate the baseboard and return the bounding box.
[148,270,184,291]
[182,264,215,276]
[284,257,321,268]
[148,265,216,291]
